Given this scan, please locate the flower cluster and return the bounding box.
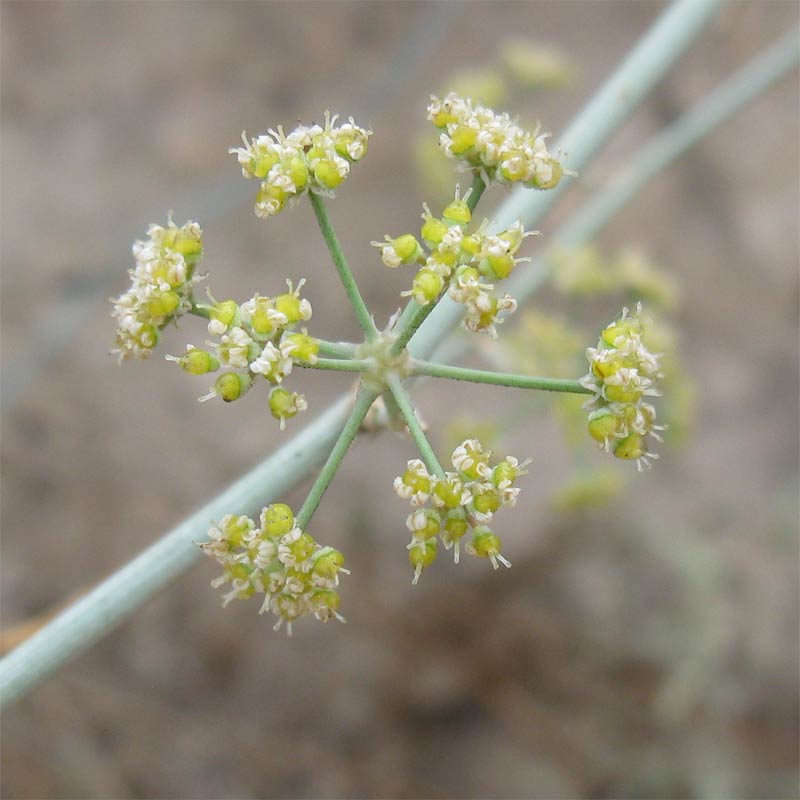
[201,503,349,635]
[230,113,372,217]
[110,218,204,362]
[580,304,665,470]
[428,92,567,189]
[394,439,530,583]
[374,187,535,337]
[167,279,318,427]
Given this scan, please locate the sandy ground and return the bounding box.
[2,2,798,797]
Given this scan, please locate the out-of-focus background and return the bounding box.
[2,2,798,798]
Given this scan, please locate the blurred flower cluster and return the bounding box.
[481,243,693,511]
[416,40,575,198]
[581,304,665,470]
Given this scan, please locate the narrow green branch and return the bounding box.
[308,191,378,342]
[295,387,378,528]
[466,172,486,213]
[295,357,371,374]
[410,359,591,395]
[387,375,446,478]
[316,340,359,359]
[188,302,211,319]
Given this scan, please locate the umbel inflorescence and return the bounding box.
[110,93,664,634]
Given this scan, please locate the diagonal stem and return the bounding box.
[410,359,591,395]
[386,375,446,479]
[295,387,379,529]
[308,191,379,342]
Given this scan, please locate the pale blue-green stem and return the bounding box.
[1,0,740,707]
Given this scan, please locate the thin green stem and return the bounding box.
[410,359,591,395]
[465,172,486,213]
[316,340,359,359]
[387,375,445,478]
[295,357,371,374]
[188,302,211,320]
[389,171,486,357]
[308,191,378,342]
[295,387,378,528]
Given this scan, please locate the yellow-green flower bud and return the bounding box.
[261,503,295,537]
[442,198,471,226]
[492,461,518,488]
[255,182,289,217]
[500,151,528,182]
[273,284,311,325]
[312,546,346,580]
[472,490,501,517]
[286,155,309,190]
[433,477,464,509]
[587,408,619,444]
[268,386,307,428]
[313,160,345,190]
[402,469,431,499]
[410,268,444,306]
[604,382,642,405]
[430,106,459,128]
[209,299,239,332]
[409,538,437,584]
[253,150,281,179]
[613,433,645,461]
[407,508,442,539]
[460,233,483,258]
[282,331,319,363]
[146,290,181,319]
[467,525,511,569]
[172,347,219,375]
[486,252,516,280]
[310,588,340,614]
[171,226,203,261]
[214,372,251,402]
[421,213,448,248]
[249,298,282,336]
[441,509,469,563]
[222,515,253,548]
[333,125,370,162]
[395,234,423,264]
[288,531,317,563]
[532,158,563,190]
[448,125,478,155]
[601,316,643,347]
